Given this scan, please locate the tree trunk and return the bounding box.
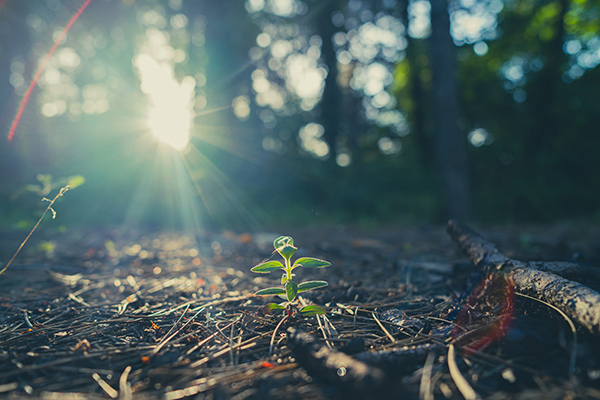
[316,0,342,162]
[429,0,472,219]
[527,0,569,159]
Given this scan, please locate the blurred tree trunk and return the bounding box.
[317,0,342,163]
[184,1,252,112]
[429,0,472,219]
[0,1,33,182]
[527,0,569,157]
[398,1,433,168]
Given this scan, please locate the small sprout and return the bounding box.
[251,236,330,316]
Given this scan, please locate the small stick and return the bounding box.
[372,312,396,343]
[315,314,332,349]
[22,311,34,329]
[447,220,600,334]
[92,372,118,399]
[151,305,202,356]
[0,186,69,276]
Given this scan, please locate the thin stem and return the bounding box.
[269,314,288,356]
[0,186,70,276]
[285,256,292,283]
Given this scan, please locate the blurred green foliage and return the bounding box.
[0,0,599,230]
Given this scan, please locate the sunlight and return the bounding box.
[133,53,195,151]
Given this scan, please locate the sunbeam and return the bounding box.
[181,145,263,230]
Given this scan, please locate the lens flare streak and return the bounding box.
[8,0,94,142]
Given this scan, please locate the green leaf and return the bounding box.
[261,303,286,315]
[67,175,86,189]
[297,280,328,293]
[255,287,286,296]
[278,245,297,260]
[251,260,285,273]
[292,257,331,270]
[273,236,294,249]
[285,280,298,302]
[273,236,297,260]
[299,305,326,315]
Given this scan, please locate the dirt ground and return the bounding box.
[0,223,599,399]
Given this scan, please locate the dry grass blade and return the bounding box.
[516,292,578,376]
[447,344,478,400]
[419,351,436,400]
[0,186,69,276]
[118,366,132,400]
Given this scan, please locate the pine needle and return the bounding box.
[448,344,479,400]
[516,292,578,376]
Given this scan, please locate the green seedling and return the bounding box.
[251,236,330,316]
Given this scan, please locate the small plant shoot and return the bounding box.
[251,236,330,316]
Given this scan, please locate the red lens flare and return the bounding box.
[7,0,94,142]
[452,274,516,353]
[0,0,11,11]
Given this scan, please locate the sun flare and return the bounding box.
[133,53,195,151]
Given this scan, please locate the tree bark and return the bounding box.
[447,220,600,334]
[287,327,404,398]
[429,0,472,219]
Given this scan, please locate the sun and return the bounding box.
[134,53,196,152]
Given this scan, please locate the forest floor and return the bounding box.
[0,223,599,399]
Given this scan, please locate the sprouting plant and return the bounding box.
[1,186,70,276]
[251,236,330,316]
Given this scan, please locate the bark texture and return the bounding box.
[287,327,403,399]
[447,219,600,334]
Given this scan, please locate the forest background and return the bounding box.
[0,0,598,231]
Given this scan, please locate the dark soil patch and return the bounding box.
[0,225,599,399]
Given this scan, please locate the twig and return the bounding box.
[0,186,69,276]
[287,327,400,399]
[151,305,201,355]
[372,312,396,343]
[447,220,600,334]
[92,372,118,399]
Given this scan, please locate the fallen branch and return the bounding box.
[447,220,600,334]
[286,327,404,399]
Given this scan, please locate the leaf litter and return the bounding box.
[0,226,598,399]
